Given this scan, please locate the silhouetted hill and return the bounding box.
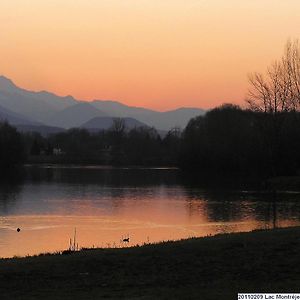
[90,100,156,117]
[46,102,107,128]
[81,116,148,130]
[91,100,205,130]
[0,104,40,126]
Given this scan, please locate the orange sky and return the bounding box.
[1,0,300,110]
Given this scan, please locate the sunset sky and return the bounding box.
[1,0,300,110]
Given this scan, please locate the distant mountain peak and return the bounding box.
[81,116,148,130]
[45,101,107,128]
[0,75,18,91]
[63,95,75,101]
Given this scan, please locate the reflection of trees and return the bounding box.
[184,189,246,222]
[183,186,300,227]
[262,191,300,228]
[179,170,265,192]
[5,167,300,230]
[25,166,182,187]
[272,199,277,229]
[26,166,55,182]
[256,191,300,228]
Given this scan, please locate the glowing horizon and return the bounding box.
[1,0,300,110]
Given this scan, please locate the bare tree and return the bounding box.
[246,39,300,113]
[246,40,300,176]
[109,118,126,164]
[282,39,300,110]
[110,118,126,134]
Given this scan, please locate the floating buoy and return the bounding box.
[17,228,20,232]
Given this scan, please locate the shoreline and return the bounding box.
[1,226,300,299]
[23,164,300,190]
[1,226,299,260]
[24,163,179,170]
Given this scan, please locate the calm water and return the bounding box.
[0,166,300,258]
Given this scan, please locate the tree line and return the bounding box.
[180,104,300,175]
[20,120,181,166]
[1,103,299,176]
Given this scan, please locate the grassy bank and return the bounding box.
[1,227,300,300]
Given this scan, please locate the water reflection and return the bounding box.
[0,166,299,257]
[25,165,180,186]
[0,183,23,215]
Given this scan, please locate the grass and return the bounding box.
[0,227,300,299]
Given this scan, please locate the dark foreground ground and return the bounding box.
[1,227,300,300]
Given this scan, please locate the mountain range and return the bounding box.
[0,76,205,133]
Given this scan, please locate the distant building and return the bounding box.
[53,148,64,155]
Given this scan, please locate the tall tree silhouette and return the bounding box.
[109,118,126,164]
[0,121,25,169]
[246,39,300,175]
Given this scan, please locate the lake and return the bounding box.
[0,166,300,258]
